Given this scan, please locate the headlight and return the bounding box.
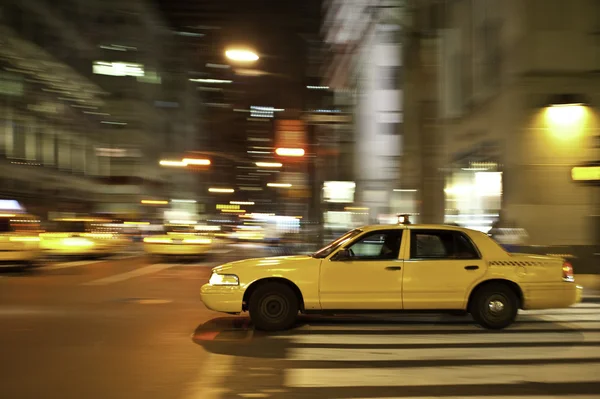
[209,273,239,286]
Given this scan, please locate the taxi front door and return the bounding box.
[319,229,405,310]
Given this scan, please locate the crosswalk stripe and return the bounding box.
[285,362,600,388]
[287,331,600,345]
[286,320,600,333]
[342,396,600,399]
[41,260,103,270]
[521,308,600,315]
[289,345,600,362]
[82,263,179,286]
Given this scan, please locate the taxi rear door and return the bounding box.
[401,228,487,309]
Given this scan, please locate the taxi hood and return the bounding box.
[212,254,312,273]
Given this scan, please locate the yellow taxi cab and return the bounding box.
[0,212,42,268]
[143,223,219,260]
[200,223,583,331]
[39,217,129,258]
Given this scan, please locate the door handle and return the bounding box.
[385,266,402,271]
[464,265,479,270]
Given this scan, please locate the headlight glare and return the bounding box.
[209,273,239,286]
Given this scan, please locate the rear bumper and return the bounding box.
[575,284,584,304]
[522,281,583,309]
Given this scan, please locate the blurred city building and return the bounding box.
[428,0,599,246]
[322,0,407,224]
[0,0,202,221]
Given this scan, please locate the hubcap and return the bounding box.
[488,300,505,314]
[260,294,288,321]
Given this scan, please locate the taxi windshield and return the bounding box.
[312,229,363,258]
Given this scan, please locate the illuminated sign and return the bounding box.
[571,166,600,182]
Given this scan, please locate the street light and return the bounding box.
[225,49,259,62]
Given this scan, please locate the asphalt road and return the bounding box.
[1,246,599,399]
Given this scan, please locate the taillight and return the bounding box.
[562,261,574,282]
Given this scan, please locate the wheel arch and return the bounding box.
[242,277,305,312]
[467,278,524,310]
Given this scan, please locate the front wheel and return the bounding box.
[470,283,518,329]
[248,282,299,331]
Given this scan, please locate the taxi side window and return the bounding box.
[410,230,480,260]
[346,230,403,260]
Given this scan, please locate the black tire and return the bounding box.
[248,282,299,331]
[470,283,519,329]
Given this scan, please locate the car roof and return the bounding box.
[358,224,478,233]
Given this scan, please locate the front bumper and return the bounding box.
[575,284,584,304]
[200,283,244,313]
[0,250,39,262]
[144,243,212,256]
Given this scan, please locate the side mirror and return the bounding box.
[334,248,351,261]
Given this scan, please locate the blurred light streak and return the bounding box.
[225,49,259,62]
[393,189,417,192]
[209,188,235,193]
[141,200,169,205]
[275,148,305,157]
[255,162,282,168]
[307,85,329,90]
[160,160,187,167]
[189,78,232,84]
[230,201,255,205]
[171,199,197,203]
[267,183,292,188]
[182,158,211,166]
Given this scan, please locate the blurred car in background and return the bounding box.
[143,223,222,261]
[0,212,42,269]
[39,216,129,258]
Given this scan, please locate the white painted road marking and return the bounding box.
[42,260,103,270]
[289,345,600,362]
[82,263,179,286]
[285,363,600,388]
[287,331,600,345]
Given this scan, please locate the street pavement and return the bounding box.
[1,245,599,399]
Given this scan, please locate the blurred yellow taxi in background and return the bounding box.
[0,213,42,268]
[40,217,129,258]
[143,223,220,260]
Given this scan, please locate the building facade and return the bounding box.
[0,0,202,220]
[322,0,407,223]
[433,0,600,246]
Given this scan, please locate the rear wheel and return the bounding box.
[248,282,299,331]
[470,283,518,329]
